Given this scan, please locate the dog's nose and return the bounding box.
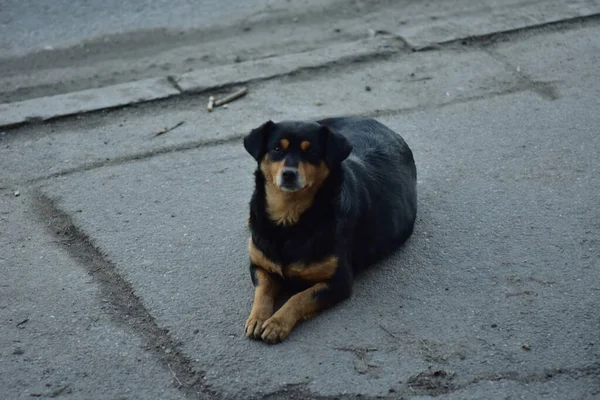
[281,168,298,183]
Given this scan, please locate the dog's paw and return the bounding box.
[245,314,268,339]
[260,316,293,344]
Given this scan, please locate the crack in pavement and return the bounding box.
[414,12,600,51]
[467,363,600,386]
[482,46,562,101]
[390,363,600,398]
[27,134,244,185]
[448,363,600,398]
[355,76,561,117]
[31,192,219,400]
[369,363,600,399]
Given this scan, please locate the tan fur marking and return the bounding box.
[286,256,338,282]
[280,138,290,150]
[261,283,328,343]
[248,238,283,277]
[300,140,311,151]
[260,155,285,187]
[260,155,330,226]
[245,268,281,338]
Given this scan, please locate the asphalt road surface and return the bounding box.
[0,0,324,57]
[1,1,599,399]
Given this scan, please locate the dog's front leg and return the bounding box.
[245,265,281,339]
[260,278,351,344]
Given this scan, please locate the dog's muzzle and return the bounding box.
[278,167,304,191]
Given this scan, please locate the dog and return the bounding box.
[243,117,417,344]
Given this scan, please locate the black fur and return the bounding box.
[244,120,274,161]
[246,116,417,311]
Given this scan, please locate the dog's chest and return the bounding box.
[250,232,336,282]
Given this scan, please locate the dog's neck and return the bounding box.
[263,181,320,226]
[252,164,342,229]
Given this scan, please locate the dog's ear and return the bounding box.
[244,120,274,161]
[322,125,352,167]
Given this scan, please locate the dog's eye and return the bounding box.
[273,146,282,153]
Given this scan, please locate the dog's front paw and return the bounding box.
[245,313,269,339]
[261,316,294,344]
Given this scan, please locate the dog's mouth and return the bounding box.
[279,182,307,192]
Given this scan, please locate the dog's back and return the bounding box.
[318,117,418,270]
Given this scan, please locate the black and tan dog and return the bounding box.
[243,117,417,344]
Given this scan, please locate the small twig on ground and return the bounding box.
[207,96,215,112]
[529,277,556,286]
[153,121,185,136]
[334,346,377,355]
[168,364,183,387]
[214,87,248,108]
[379,324,400,339]
[17,318,29,328]
[505,290,535,297]
[53,238,76,244]
[30,384,70,398]
[409,76,433,82]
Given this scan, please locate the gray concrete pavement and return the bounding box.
[0,0,327,57]
[0,195,187,400]
[1,3,600,400]
[2,0,599,105]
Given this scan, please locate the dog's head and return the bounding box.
[244,120,352,192]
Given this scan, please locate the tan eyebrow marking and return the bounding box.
[280,139,290,150]
[300,141,311,151]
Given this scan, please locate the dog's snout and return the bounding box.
[281,168,298,183]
